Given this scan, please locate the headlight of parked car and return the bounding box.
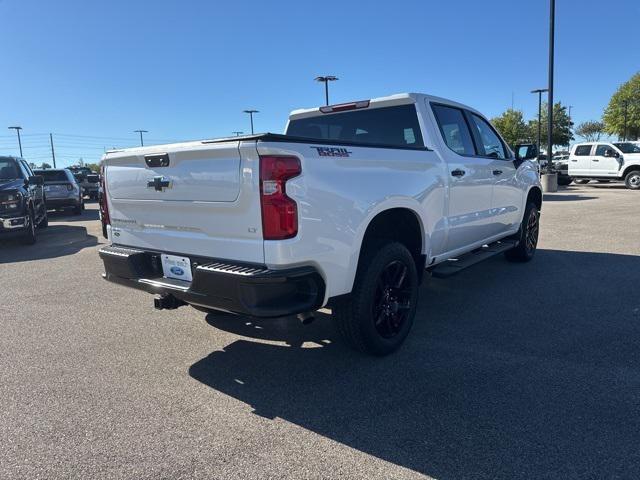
[0,192,23,212]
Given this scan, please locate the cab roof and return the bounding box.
[288,92,484,120]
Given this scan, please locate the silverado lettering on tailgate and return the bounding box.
[311,146,352,157]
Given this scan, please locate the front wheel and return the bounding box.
[333,242,419,356]
[21,210,37,245]
[505,202,539,262]
[624,170,640,190]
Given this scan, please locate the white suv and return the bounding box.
[568,142,640,189]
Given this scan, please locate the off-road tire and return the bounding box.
[333,242,419,356]
[505,202,539,263]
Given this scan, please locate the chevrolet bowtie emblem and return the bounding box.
[147,176,172,192]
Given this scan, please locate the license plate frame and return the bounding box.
[161,254,193,282]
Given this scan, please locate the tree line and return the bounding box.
[492,71,640,149]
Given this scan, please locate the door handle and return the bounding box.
[492,170,503,175]
[571,159,577,162]
[451,169,466,177]
[592,159,599,162]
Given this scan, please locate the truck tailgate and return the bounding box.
[104,141,264,263]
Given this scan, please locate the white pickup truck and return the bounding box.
[99,93,542,355]
[568,141,640,189]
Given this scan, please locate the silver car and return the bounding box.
[33,168,84,215]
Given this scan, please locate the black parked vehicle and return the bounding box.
[68,166,100,199]
[33,168,84,215]
[0,156,48,244]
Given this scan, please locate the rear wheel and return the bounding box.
[624,170,640,190]
[333,242,419,356]
[557,176,573,186]
[505,202,539,263]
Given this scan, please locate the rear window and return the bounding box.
[574,145,592,156]
[34,170,70,182]
[286,104,424,148]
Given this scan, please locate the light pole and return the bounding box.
[567,105,573,151]
[623,101,628,141]
[243,110,259,134]
[547,0,555,175]
[134,129,148,146]
[8,126,23,157]
[531,89,548,158]
[232,131,243,137]
[315,75,338,105]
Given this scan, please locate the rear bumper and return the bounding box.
[99,245,325,318]
[46,198,80,208]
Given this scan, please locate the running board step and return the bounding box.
[430,240,518,278]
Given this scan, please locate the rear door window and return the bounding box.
[286,104,424,148]
[574,145,593,156]
[431,104,476,156]
[468,114,507,159]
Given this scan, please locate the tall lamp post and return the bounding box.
[134,129,148,146]
[531,89,548,158]
[8,126,23,157]
[243,110,259,134]
[541,0,558,192]
[315,75,338,106]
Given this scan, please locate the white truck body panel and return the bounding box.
[101,92,541,304]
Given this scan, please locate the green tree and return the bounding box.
[603,72,640,140]
[491,109,531,147]
[84,163,100,173]
[40,162,52,169]
[575,120,605,141]
[527,102,574,149]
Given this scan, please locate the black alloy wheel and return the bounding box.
[373,260,413,339]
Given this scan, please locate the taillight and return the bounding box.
[67,184,74,191]
[99,163,110,236]
[259,155,301,240]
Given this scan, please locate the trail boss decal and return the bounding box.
[311,146,352,157]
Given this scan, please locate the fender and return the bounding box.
[343,198,428,295]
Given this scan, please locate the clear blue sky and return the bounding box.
[1,0,638,166]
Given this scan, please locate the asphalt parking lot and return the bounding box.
[1,186,639,480]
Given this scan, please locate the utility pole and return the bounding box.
[531,88,548,158]
[232,131,243,137]
[49,133,57,168]
[8,126,23,157]
[315,76,338,105]
[134,129,148,146]
[243,110,259,134]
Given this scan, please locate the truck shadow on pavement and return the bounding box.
[0,225,98,263]
[190,249,640,479]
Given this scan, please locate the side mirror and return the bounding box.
[28,175,44,186]
[515,144,538,161]
[603,149,619,158]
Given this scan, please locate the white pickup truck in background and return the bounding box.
[99,93,542,355]
[568,141,640,189]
